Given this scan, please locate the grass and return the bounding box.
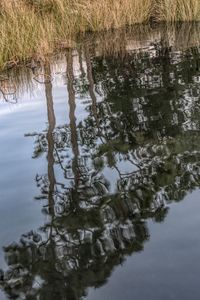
[1,22,200,100]
[0,0,200,69]
[157,0,200,22]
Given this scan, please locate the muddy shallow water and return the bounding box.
[1,24,200,299]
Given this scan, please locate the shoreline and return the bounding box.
[1,22,200,104]
[0,0,200,71]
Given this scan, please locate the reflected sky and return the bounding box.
[1,23,200,300]
[87,191,200,300]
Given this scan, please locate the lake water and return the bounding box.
[1,24,200,299]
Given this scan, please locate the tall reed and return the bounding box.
[157,0,200,22]
[0,0,154,68]
[0,0,200,69]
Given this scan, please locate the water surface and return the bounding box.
[1,24,200,299]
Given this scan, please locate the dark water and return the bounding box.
[1,24,200,299]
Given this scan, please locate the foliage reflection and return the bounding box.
[1,25,200,300]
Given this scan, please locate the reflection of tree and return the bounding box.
[45,62,56,216]
[2,35,200,299]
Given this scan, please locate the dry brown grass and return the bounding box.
[157,0,200,22]
[0,0,200,69]
[1,22,200,104]
[0,0,154,68]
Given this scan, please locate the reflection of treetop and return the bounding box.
[2,31,200,300]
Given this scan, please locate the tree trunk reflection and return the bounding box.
[44,62,56,216]
[66,49,80,189]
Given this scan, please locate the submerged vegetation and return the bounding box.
[0,0,200,68]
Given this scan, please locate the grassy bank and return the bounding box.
[0,0,200,69]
